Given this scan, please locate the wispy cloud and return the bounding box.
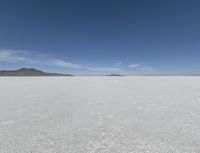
[48,59,83,69]
[0,49,123,74]
[49,58,121,73]
[0,49,41,64]
[0,49,154,75]
[138,67,153,72]
[128,64,140,68]
[128,63,154,73]
[0,50,28,63]
[114,62,122,67]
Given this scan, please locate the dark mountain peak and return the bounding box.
[107,74,125,76]
[16,68,43,73]
[17,68,34,71]
[0,68,73,76]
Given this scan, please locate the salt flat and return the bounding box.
[0,77,200,153]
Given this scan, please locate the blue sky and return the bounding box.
[0,0,200,75]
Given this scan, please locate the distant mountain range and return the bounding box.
[0,68,73,76]
[107,74,125,76]
[2,68,198,76]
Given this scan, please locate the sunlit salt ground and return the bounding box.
[0,77,200,153]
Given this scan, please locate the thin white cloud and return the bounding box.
[0,50,28,63]
[128,63,154,73]
[0,49,123,74]
[48,59,83,69]
[128,64,140,68]
[114,62,122,67]
[0,49,41,64]
[0,49,154,75]
[49,58,121,73]
[138,67,153,72]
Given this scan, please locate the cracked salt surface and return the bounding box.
[0,77,200,153]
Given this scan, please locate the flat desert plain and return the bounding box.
[0,77,200,153]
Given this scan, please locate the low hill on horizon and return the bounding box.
[0,68,73,76]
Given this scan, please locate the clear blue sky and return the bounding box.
[0,0,200,75]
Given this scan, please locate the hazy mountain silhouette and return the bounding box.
[107,74,125,76]
[0,68,73,76]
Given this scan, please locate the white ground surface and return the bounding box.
[0,77,200,153]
